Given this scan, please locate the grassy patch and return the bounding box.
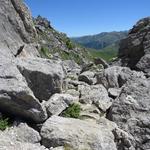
[40,47,52,58]
[66,39,75,50]
[60,51,83,65]
[0,117,11,131]
[62,103,81,118]
[88,44,118,62]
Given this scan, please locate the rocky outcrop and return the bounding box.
[1,0,150,150]
[108,78,150,149]
[0,0,66,123]
[41,116,117,150]
[16,58,64,101]
[119,17,150,75]
[0,0,39,58]
[78,84,112,112]
[34,16,91,65]
[96,66,145,89]
[0,59,47,123]
[34,15,52,30]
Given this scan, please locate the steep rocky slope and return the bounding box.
[0,0,39,58]
[119,17,150,76]
[0,0,150,150]
[34,16,92,65]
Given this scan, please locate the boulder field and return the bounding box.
[0,0,150,150]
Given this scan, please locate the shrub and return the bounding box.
[62,103,81,118]
[40,47,52,58]
[0,118,10,131]
[66,39,74,50]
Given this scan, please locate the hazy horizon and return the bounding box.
[25,0,150,37]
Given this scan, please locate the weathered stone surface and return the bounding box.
[80,104,102,121]
[108,88,121,99]
[108,78,150,149]
[41,116,117,150]
[0,0,39,59]
[62,60,81,75]
[64,89,80,99]
[78,84,112,112]
[119,17,150,74]
[16,57,64,101]
[94,57,109,69]
[67,79,87,87]
[0,122,48,150]
[0,142,48,150]
[81,62,103,74]
[78,71,96,85]
[0,60,47,123]
[34,15,52,30]
[51,146,64,150]
[64,79,87,91]
[1,123,41,143]
[112,128,136,150]
[44,94,78,116]
[96,66,145,89]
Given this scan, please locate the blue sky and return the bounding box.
[24,0,150,37]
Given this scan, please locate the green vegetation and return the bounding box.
[62,103,81,118]
[0,117,10,131]
[66,38,74,49]
[37,19,92,64]
[40,47,52,58]
[88,43,118,62]
[70,32,126,62]
[60,50,83,64]
[71,31,128,62]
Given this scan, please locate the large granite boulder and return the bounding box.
[119,17,150,75]
[40,116,117,150]
[78,84,112,112]
[108,78,150,149]
[0,59,47,123]
[96,66,145,89]
[43,93,78,117]
[16,58,64,101]
[0,122,48,150]
[0,123,41,143]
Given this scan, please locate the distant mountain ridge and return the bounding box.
[71,31,128,50]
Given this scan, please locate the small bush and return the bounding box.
[40,47,52,58]
[62,103,81,118]
[0,118,10,131]
[66,39,74,50]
